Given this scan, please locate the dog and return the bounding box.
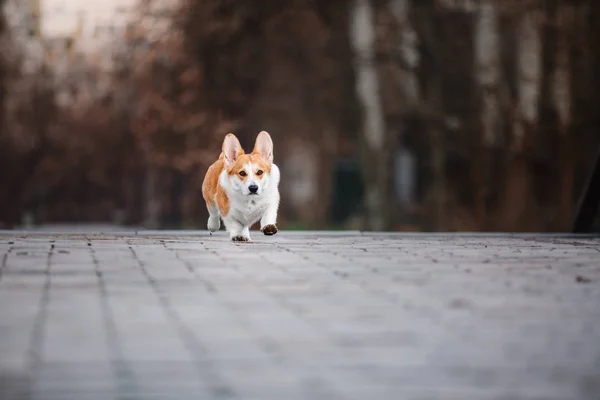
[202,131,280,241]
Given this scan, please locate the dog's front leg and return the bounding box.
[224,217,251,242]
[260,197,279,236]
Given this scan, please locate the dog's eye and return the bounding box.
[239,171,247,177]
[256,170,263,176]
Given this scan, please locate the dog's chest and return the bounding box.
[230,198,268,224]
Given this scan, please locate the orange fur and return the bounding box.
[202,157,231,216]
[202,159,229,213]
[202,133,244,217]
[228,153,272,177]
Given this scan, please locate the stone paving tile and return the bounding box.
[30,362,115,399]
[0,232,599,399]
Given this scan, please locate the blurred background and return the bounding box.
[1,0,599,232]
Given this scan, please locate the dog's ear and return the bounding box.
[222,133,244,168]
[253,131,273,164]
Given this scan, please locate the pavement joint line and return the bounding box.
[0,246,11,282]
[22,243,53,399]
[90,238,139,397]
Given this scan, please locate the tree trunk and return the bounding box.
[474,0,501,227]
[389,0,420,108]
[475,0,501,148]
[387,0,420,228]
[410,1,447,231]
[350,0,389,231]
[503,6,542,231]
[143,142,160,229]
[513,8,542,151]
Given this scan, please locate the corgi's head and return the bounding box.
[221,131,275,196]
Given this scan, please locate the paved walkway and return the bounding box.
[0,232,599,400]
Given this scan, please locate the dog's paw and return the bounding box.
[231,235,250,242]
[207,217,220,232]
[261,224,278,236]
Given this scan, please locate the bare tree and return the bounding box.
[513,6,542,150]
[475,0,501,148]
[553,1,576,228]
[499,3,542,230]
[389,0,420,108]
[350,0,388,231]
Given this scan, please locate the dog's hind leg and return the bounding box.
[206,203,221,233]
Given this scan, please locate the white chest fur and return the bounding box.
[228,197,270,226]
[218,165,280,220]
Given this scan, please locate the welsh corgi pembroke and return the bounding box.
[202,131,280,242]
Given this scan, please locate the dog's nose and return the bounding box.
[248,184,259,194]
